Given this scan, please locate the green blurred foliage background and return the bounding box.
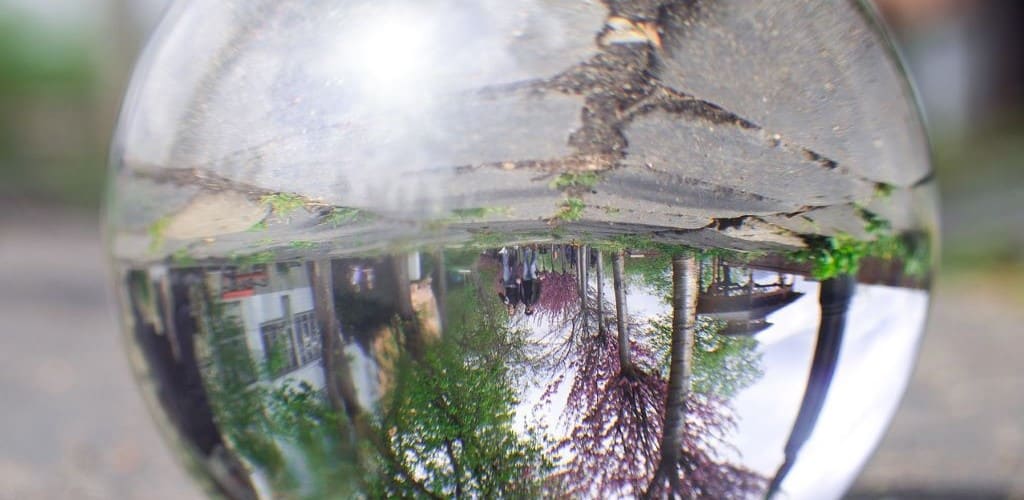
[0,13,104,206]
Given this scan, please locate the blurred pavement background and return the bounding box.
[0,0,1021,498]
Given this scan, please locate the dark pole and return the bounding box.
[766,274,856,499]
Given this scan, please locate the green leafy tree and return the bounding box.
[373,271,549,498]
[196,286,358,499]
[648,316,763,400]
[791,209,932,280]
[646,255,766,498]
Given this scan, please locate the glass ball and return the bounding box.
[107,1,937,499]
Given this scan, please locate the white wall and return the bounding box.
[225,286,324,390]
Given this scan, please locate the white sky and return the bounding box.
[731,279,929,500]
[512,272,929,500]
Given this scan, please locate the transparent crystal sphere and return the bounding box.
[106,1,938,499]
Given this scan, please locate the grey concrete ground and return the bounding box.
[1,204,1022,499]
[0,207,200,500]
[851,270,1024,499]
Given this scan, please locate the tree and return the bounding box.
[613,249,636,376]
[430,248,447,332]
[648,254,698,494]
[645,255,765,499]
[390,254,427,360]
[646,395,766,499]
[533,270,579,323]
[551,251,666,497]
[308,260,363,429]
[623,251,674,300]
[596,249,606,336]
[374,337,548,498]
[551,323,666,498]
[578,245,590,334]
[648,316,764,400]
[128,270,259,499]
[543,248,766,498]
[373,273,549,498]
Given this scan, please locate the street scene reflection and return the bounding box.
[106,2,937,497]
[122,235,929,499]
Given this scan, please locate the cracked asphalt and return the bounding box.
[112,1,932,268]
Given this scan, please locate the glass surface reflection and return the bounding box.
[107,0,937,498]
[118,233,930,498]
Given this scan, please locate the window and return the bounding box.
[259,306,322,378]
[293,310,321,366]
[261,317,298,376]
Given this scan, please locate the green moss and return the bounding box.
[467,230,507,249]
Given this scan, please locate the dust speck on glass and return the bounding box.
[106,1,937,499]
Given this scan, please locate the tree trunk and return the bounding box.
[647,254,699,497]
[392,254,415,320]
[431,248,447,332]
[391,254,425,359]
[612,250,633,375]
[596,250,605,336]
[308,260,362,423]
[578,246,589,335]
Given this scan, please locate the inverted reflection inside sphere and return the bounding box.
[107,1,937,499]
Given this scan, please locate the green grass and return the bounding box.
[873,182,895,199]
[260,193,306,216]
[790,209,932,280]
[549,226,568,240]
[147,216,171,253]
[451,206,509,219]
[230,250,277,268]
[467,230,508,249]
[592,233,679,254]
[550,172,600,191]
[288,240,318,250]
[169,247,197,266]
[320,207,362,227]
[247,220,268,232]
[555,197,586,222]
